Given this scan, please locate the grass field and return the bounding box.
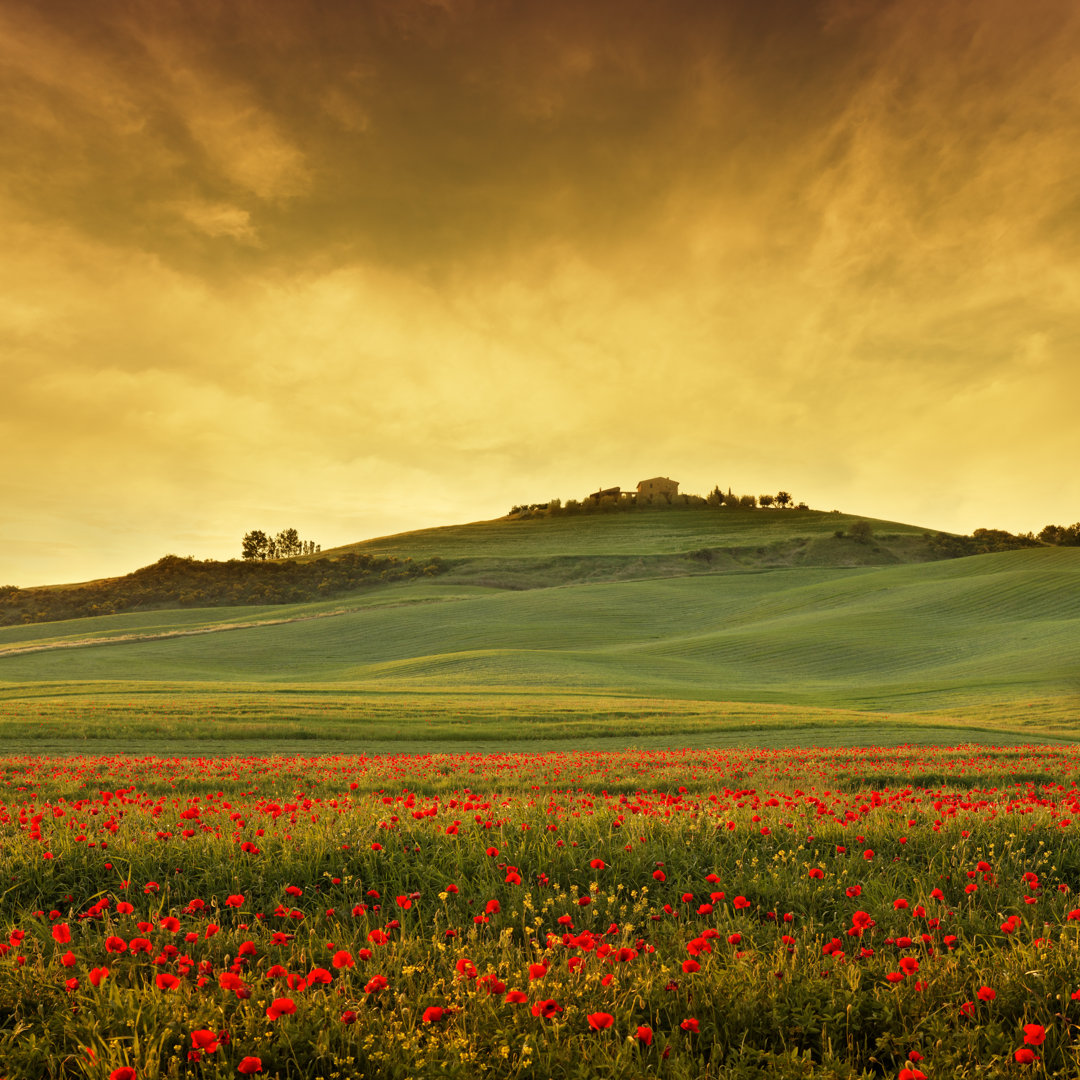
[0,510,1075,753]
[0,547,1076,752]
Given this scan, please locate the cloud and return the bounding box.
[174,198,258,241]
[1,0,1078,584]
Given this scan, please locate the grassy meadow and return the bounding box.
[0,507,1075,752]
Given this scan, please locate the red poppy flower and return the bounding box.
[190,1030,219,1053]
[899,1070,927,1080]
[266,997,297,1020]
[1023,1024,1046,1046]
[528,963,548,980]
[636,1025,654,1045]
[155,973,181,991]
[225,895,245,907]
[88,966,109,987]
[1014,1048,1037,1064]
[422,1006,445,1023]
[505,989,529,1003]
[977,986,996,1001]
[364,975,389,994]
[51,923,71,944]
[531,999,562,1019]
[587,1012,614,1030]
[332,950,354,969]
[590,859,606,870]
[681,1018,700,1033]
[109,1069,137,1080]
[237,1058,263,1075]
[682,959,701,974]
[105,936,127,954]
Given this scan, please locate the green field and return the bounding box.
[0,509,1076,751]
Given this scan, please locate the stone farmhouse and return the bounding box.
[585,477,680,503]
[636,476,679,499]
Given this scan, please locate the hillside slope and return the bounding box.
[2,548,1077,718]
[322,507,930,560]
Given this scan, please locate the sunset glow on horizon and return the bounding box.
[2,0,1078,586]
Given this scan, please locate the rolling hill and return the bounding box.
[0,508,1075,751]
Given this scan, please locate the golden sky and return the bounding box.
[3,0,1079,585]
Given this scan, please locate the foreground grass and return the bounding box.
[4,747,1080,1078]
[0,686,1076,757]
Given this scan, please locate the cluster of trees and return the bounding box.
[509,486,808,519]
[705,487,803,510]
[1038,523,1080,546]
[926,528,1043,558]
[241,528,320,560]
[0,552,444,627]
[921,524,1078,558]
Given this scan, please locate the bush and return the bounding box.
[848,520,874,544]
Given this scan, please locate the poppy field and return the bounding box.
[3,745,1080,1078]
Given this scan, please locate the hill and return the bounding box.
[0,518,1076,751]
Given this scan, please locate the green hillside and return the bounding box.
[324,506,928,560]
[1,526,1076,749]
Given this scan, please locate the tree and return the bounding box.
[241,530,269,560]
[775,491,792,509]
[849,520,873,544]
[706,486,724,507]
[758,494,775,508]
[275,528,301,558]
[1039,523,1080,546]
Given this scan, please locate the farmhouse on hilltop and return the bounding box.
[586,486,622,504]
[637,476,679,499]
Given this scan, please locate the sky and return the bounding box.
[2,0,1079,586]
